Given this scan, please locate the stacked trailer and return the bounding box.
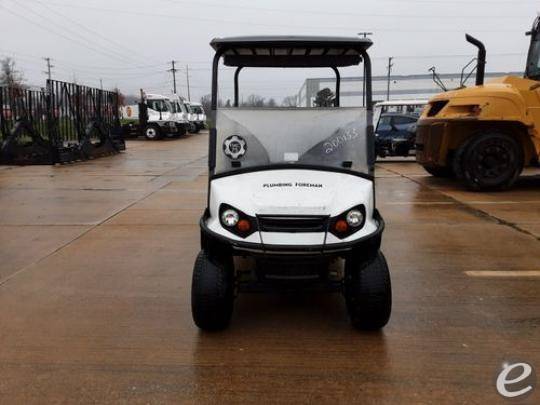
[0,80,125,165]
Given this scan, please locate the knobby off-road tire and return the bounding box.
[344,251,392,330]
[191,250,234,331]
[453,132,523,191]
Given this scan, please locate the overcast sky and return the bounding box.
[0,0,538,102]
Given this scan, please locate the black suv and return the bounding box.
[375,113,418,158]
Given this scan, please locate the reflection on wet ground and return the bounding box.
[0,134,539,403]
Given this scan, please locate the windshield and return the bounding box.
[527,38,540,80]
[173,101,186,114]
[192,105,204,114]
[147,99,171,112]
[215,107,369,175]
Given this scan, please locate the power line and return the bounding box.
[13,0,137,64]
[40,2,527,32]
[27,0,149,65]
[1,2,137,64]
[155,0,531,19]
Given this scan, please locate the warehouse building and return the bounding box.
[297,72,522,107]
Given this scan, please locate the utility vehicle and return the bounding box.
[191,36,391,331]
[183,101,200,133]
[417,17,540,190]
[169,93,190,133]
[120,91,183,140]
[189,101,207,132]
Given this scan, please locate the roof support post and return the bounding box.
[234,66,243,107]
[331,66,340,107]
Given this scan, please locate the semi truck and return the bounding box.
[186,101,206,133]
[120,91,187,140]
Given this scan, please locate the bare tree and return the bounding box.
[244,94,265,107]
[282,94,298,107]
[114,88,126,106]
[200,94,211,113]
[266,98,277,108]
[124,94,139,105]
[0,57,25,89]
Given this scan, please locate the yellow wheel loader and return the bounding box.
[416,17,540,190]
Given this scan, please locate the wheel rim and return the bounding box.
[146,128,157,138]
[470,138,516,182]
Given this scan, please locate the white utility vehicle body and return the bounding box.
[183,101,200,133]
[120,92,181,140]
[191,36,391,331]
[188,101,206,132]
[168,93,190,133]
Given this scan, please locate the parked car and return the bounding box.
[375,113,418,158]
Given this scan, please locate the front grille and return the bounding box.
[257,215,329,233]
[427,100,448,117]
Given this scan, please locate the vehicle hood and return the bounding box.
[430,76,537,102]
[209,169,374,217]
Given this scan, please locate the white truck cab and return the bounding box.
[188,101,206,132]
[120,92,180,140]
[168,93,189,135]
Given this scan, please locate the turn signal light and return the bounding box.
[236,219,251,233]
[334,219,349,233]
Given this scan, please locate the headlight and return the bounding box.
[221,209,239,227]
[330,205,366,239]
[219,204,257,238]
[346,209,364,227]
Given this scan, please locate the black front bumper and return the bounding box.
[200,209,384,260]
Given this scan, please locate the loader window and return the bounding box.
[527,40,540,80]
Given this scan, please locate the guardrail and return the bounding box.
[0,80,125,165]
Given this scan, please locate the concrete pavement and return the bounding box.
[0,132,539,403]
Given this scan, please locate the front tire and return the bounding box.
[191,250,234,331]
[144,125,162,140]
[455,132,523,191]
[344,251,392,330]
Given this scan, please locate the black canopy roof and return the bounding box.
[210,36,372,68]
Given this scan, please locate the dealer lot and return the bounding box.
[0,132,539,403]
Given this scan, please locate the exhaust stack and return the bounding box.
[465,34,486,86]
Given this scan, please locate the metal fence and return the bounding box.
[0,80,125,165]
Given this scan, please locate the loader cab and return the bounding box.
[526,16,540,81]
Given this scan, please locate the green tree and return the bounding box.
[313,87,335,107]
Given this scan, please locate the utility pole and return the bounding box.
[168,60,178,94]
[43,57,54,82]
[357,31,373,38]
[186,64,191,101]
[386,57,394,101]
[100,78,103,90]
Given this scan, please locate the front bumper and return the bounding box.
[200,209,384,259]
[415,119,449,166]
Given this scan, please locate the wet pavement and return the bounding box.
[0,132,539,403]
